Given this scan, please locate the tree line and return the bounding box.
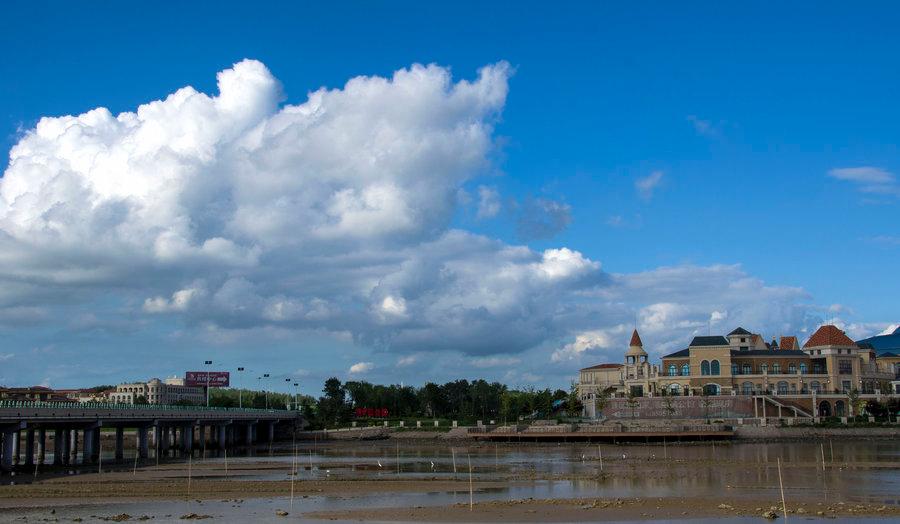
[308,377,582,429]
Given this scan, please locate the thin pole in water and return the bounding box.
[187,453,192,498]
[829,440,834,463]
[133,449,138,476]
[599,448,603,472]
[467,453,474,512]
[663,437,667,460]
[777,457,787,521]
[451,447,457,475]
[396,442,400,475]
[290,445,295,511]
[97,438,102,485]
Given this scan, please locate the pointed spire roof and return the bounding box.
[629,329,643,347]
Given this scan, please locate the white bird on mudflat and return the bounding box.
[622,453,627,460]
[430,461,435,469]
[377,460,382,468]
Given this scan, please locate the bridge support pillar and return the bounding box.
[62,430,71,466]
[83,428,96,465]
[217,425,226,452]
[69,429,78,465]
[24,428,35,467]
[37,429,46,465]
[1,429,16,473]
[137,426,149,459]
[170,426,178,455]
[267,421,274,449]
[53,429,64,466]
[245,423,253,447]
[115,428,124,462]
[251,423,257,443]
[180,425,193,457]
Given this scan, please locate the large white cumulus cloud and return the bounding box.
[0,59,850,368]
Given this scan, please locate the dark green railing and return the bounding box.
[0,400,292,413]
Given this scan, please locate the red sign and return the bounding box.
[185,371,230,387]
[354,407,389,418]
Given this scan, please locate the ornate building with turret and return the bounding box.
[577,324,897,419]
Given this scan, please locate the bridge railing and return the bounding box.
[0,400,291,414]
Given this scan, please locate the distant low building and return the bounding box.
[0,386,70,402]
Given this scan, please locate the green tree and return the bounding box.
[317,377,349,426]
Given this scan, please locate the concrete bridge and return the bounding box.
[0,401,300,473]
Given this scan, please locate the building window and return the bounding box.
[841,380,851,393]
[742,364,751,374]
[742,382,753,395]
[799,363,808,374]
[668,364,677,377]
[777,381,788,394]
[701,360,710,376]
[813,363,824,374]
[838,360,852,375]
[790,383,797,393]
[772,363,781,374]
[681,364,690,376]
[731,364,738,375]
[810,381,821,393]
[669,384,681,395]
[710,360,720,375]
[760,363,768,374]
[788,363,796,374]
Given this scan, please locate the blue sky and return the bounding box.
[0,2,898,394]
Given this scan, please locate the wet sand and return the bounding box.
[306,497,900,522]
[1,439,898,522]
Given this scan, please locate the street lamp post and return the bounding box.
[293,383,299,411]
[205,360,213,407]
[285,378,291,410]
[237,367,245,409]
[263,373,270,409]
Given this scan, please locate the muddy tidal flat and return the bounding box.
[0,439,898,523]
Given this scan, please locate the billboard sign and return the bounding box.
[185,371,230,388]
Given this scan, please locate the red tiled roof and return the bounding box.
[779,336,799,350]
[580,363,624,371]
[629,329,643,347]
[750,334,762,345]
[803,325,856,348]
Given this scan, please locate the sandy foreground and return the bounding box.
[305,497,900,522]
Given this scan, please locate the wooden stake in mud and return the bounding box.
[451,447,457,474]
[396,442,400,475]
[467,453,474,511]
[224,448,228,477]
[777,457,788,521]
[820,443,826,471]
[829,440,834,463]
[663,437,667,460]
[133,449,138,476]
[599,448,603,472]
[97,439,103,485]
[187,453,193,498]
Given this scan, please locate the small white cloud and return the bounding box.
[470,356,521,368]
[687,115,719,137]
[396,355,419,367]
[534,248,599,280]
[144,286,204,313]
[828,167,899,195]
[709,310,727,324]
[635,171,664,200]
[606,215,624,227]
[551,329,617,362]
[348,362,374,375]
[476,185,501,219]
[0,353,14,362]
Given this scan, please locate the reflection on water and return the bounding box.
[2,439,899,522]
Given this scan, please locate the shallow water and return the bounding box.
[2,439,899,522]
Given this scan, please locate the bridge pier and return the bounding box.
[1,428,16,472]
[83,427,96,465]
[69,429,78,465]
[37,429,46,465]
[267,421,274,450]
[24,428,35,467]
[245,423,253,448]
[138,426,149,459]
[115,427,124,462]
[217,425,226,454]
[180,424,193,457]
[53,429,64,466]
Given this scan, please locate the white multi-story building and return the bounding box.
[109,377,205,405]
